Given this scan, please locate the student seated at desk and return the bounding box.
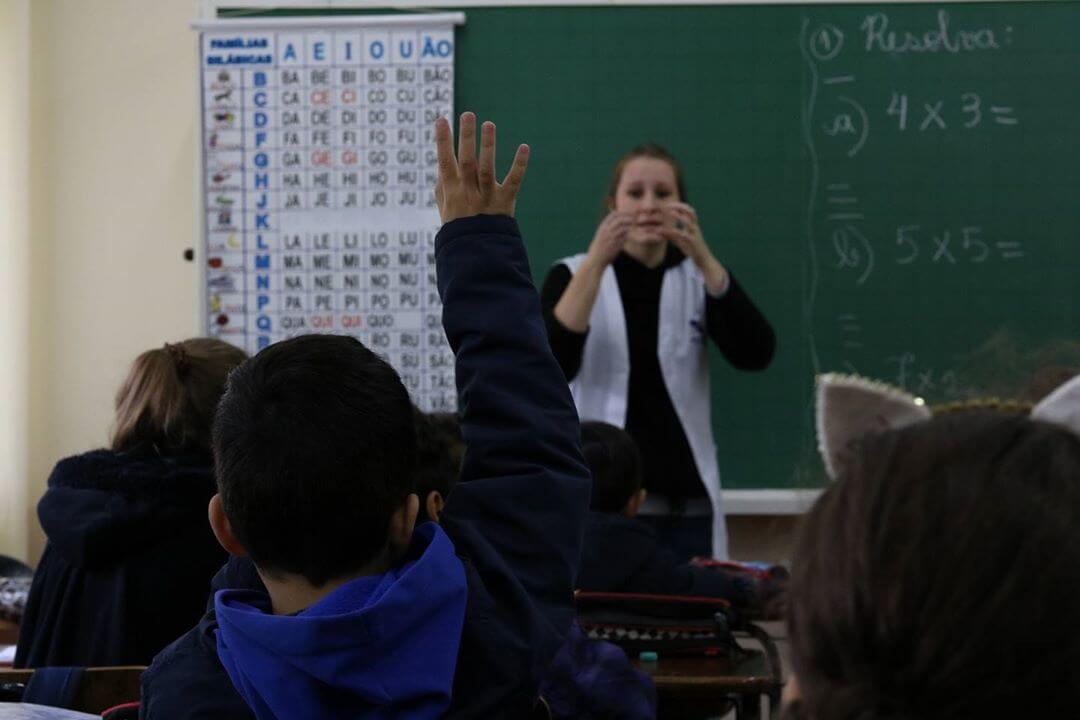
[139,113,592,720]
[16,339,245,668]
[782,374,1080,719]
[413,414,657,720]
[576,421,752,606]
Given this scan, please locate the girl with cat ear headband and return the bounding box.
[815,372,1080,481]
[781,373,1080,720]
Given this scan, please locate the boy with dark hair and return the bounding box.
[212,334,419,588]
[139,113,591,719]
[577,421,753,605]
[413,410,464,523]
[581,420,647,516]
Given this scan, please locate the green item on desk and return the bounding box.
[639,651,659,662]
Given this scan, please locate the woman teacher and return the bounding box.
[540,144,775,560]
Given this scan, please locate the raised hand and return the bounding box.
[586,211,633,268]
[434,112,530,224]
[661,202,729,296]
[660,202,709,264]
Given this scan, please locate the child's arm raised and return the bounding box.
[433,113,591,681]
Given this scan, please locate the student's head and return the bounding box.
[414,410,464,523]
[1022,365,1079,404]
[209,334,419,588]
[605,144,686,246]
[785,410,1080,719]
[581,421,645,516]
[111,338,247,455]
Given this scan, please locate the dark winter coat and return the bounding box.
[16,449,225,668]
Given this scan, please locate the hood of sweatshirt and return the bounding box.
[37,449,216,569]
[214,522,468,720]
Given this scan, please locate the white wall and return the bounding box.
[13,0,203,563]
[0,0,32,561]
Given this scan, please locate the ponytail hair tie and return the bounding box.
[164,342,190,378]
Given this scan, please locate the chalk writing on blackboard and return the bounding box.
[862,11,1009,54]
[836,314,864,351]
[832,225,873,285]
[801,10,1030,383]
[887,91,1020,131]
[886,352,963,398]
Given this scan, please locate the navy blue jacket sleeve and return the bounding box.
[436,215,590,594]
[435,214,591,654]
[139,558,258,720]
[140,610,254,720]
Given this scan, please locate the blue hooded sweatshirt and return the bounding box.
[213,522,467,720]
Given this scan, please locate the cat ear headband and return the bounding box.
[816,372,1080,480]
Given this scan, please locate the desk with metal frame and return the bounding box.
[634,625,783,720]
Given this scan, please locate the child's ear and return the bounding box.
[425,491,445,523]
[388,494,420,557]
[624,488,647,518]
[208,494,248,557]
[782,674,802,706]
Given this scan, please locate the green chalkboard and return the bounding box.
[221,3,1080,490]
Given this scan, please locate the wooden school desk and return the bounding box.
[634,625,783,720]
[0,667,144,715]
[0,619,19,667]
[0,619,19,645]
